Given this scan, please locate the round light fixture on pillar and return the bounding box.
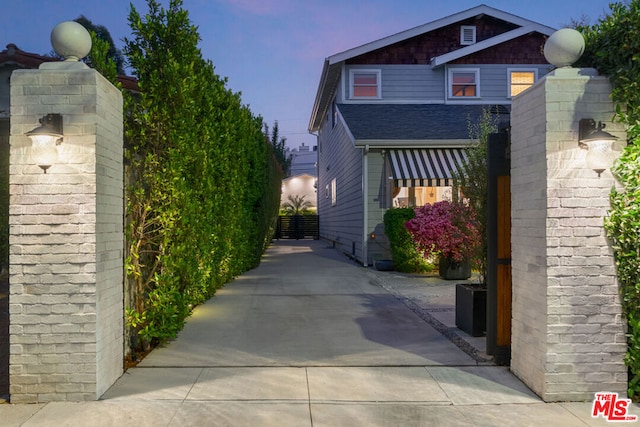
[26,113,63,173]
[578,119,618,177]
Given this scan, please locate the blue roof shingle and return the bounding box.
[338,104,510,140]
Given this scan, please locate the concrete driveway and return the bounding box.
[3,240,614,426]
[136,240,475,368]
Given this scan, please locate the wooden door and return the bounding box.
[486,129,512,365]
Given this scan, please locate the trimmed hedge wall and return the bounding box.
[107,0,282,348]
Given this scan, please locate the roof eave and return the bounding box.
[309,60,343,132]
[327,4,552,65]
[354,139,471,148]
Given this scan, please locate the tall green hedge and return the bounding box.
[117,0,281,348]
[579,0,640,399]
[383,208,433,273]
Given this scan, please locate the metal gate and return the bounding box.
[275,215,319,240]
[486,129,512,366]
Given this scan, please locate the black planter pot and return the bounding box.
[438,257,471,280]
[455,283,487,337]
[374,259,395,271]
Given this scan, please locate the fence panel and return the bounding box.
[276,215,319,240]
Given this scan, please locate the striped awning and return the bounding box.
[388,148,467,187]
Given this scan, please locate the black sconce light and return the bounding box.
[578,119,618,177]
[26,113,63,173]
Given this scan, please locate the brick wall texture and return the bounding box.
[9,66,123,402]
[510,68,627,401]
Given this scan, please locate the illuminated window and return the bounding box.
[449,69,479,98]
[509,69,537,97]
[392,186,452,208]
[350,70,381,98]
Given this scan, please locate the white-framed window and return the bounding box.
[331,178,337,206]
[349,69,381,99]
[448,68,480,98]
[508,68,537,97]
[460,26,476,45]
[331,100,337,128]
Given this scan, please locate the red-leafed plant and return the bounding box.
[405,200,481,264]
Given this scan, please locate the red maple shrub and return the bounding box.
[405,200,481,264]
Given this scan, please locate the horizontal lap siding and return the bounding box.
[366,152,391,263]
[343,64,551,104]
[382,65,444,100]
[317,117,364,262]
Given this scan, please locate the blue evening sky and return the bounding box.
[0,0,615,148]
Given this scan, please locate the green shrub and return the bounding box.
[580,0,640,399]
[383,208,433,273]
[116,0,281,350]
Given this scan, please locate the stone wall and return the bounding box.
[510,68,627,401]
[9,65,123,402]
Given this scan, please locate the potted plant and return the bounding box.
[405,200,480,280]
[405,199,485,336]
[445,107,499,337]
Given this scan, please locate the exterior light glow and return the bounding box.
[26,113,63,173]
[578,119,618,177]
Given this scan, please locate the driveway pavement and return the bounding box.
[0,240,628,426]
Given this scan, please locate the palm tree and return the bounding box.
[282,194,312,215]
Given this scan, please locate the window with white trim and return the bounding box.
[331,178,337,206]
[448,68,480,98]
[460,26,476,45]
[331,101,337,128]
[349,69,381,98]
[508,69,537,97]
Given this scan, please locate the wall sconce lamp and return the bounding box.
[578,119,618,177]
[26,113,63,173]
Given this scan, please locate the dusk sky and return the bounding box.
[1,0,615,149]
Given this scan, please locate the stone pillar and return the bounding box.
[9,63,123,402]
[510,68,627,401]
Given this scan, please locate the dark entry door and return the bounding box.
[0,119,9,400]
[486,129,512,365]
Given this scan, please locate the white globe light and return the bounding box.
[50,21,92,62]
[544,28,585,68]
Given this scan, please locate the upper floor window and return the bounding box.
[508,69,537,97]
[448,69,480,98]
[349,69,381,98]
[460,26,476,45]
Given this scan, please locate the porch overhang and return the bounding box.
[388,148,467,187]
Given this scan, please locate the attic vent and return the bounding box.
[461,26,476,45]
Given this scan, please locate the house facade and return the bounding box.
[308,5,555,266]
[281,173,317,211]
[281,143,318,211]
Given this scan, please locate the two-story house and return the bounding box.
[308,4,555,266]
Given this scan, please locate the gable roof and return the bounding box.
[338,103,510,147]
[308,4,556,132]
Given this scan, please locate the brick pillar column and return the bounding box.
[9,62,123,402]
[510,67,627,401]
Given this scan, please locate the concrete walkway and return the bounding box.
[0,241,627,426]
